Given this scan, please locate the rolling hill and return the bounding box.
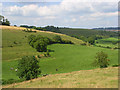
[1,25,118,88]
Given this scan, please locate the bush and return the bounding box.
[53,35,62,43]
[17,56,41,80]
[61,39,73,44]
[106,46,110,48]
[92,51,110,68]
[112,64,120,67]
[33,40,47,52]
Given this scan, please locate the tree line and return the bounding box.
[20,25,61,33]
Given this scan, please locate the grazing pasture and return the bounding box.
[2,26,118,87]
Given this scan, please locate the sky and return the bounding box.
[0,0,119,28]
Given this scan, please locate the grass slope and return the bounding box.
[2,26,83,60]
[3,67,118,88]
[2,26,118,85]
[2,44,118,80]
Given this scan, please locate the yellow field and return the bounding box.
[3,67,118,88]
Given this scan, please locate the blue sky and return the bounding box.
[0,0,118,28]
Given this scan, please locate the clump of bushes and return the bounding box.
[112,64,120,67]
[28,35,50,52]
[52,35,73,44]
[17,56,41,80]
[28,35,73,52]
[92,51,110,68]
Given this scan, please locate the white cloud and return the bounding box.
[2,1,118,28]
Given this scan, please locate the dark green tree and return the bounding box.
[17,56,41,80]
[33,40,47,52]
[0,15,10,26]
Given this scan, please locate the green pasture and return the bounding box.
[2,29,118,82]
[2,44,118,80]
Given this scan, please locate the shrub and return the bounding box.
[112,64,120,67]
[106,46,110,48]
[61,39,73,44]
[33,40,47,52]
[28,35,51,52]
[17,56,41,80]
[92,51,110,68]
[53,35,62,43]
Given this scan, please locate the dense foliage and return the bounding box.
[17,56,41,80]
[28,35,50,52]
[0,15,10,26]
[92,51,110,68]
[28,35,73,52]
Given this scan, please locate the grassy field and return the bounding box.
[2,44,118,80]
[95,37,119,48]
[3,67,118,88]
[2,26,118,88]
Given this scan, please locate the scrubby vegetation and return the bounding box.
[28,34,73,52]
[92,51,110,68]
[17,56,41,80]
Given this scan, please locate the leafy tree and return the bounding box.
[0,15,10,26]
[28,35,36,47]
[17,56,41,80]
[33,40,47,52]
[92,51,110,68]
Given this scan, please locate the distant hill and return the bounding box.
[59,28,118,38]
[93,27,120,31]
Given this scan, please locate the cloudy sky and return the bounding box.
[0,0,119,28]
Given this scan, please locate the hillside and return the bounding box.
[3,67,118,88]
[59,28,118,37]
[1,25,118,88]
